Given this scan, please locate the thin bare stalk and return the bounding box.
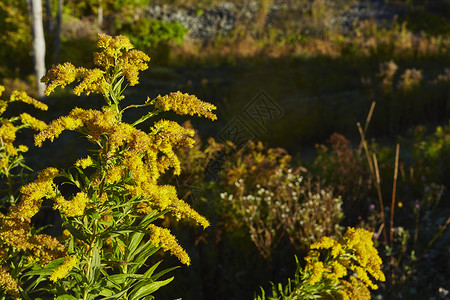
[363,101,376,137]
[372,153,387,244]
[390,144,400,247]
[425,216,450,252]
[358,101,376,154]
[389,144,400,281]
[357,122,375,177]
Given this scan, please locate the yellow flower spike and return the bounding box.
[75,156,93,169]
[34,114,84,147]
[307,261,325,285]
[93,34,149,87]
[54,192,89,217]
[17,145,28,152]
[10,90,48,111]
[119,49,151,86]
[168,197,210,229]
[151,91,217,120]
[41,62,78,96]
[0,85,5,97]
[0,266,20,298]
[105,165,123,184]
[19,113,47,131]
[303,227,385,295]
[0,214,35,251]
[31,234,66,266]
[49,256,77,282]
[73,68,107,96]
[148,224,191,265]
[0,121,17,144]
[310,236,338,251]
[0,101,8,116]
[12,167,59,221]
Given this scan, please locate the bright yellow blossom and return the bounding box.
[119,49,151,86]
[73,68,107,96]
[11,167,59,221]
[41,62,78,96]
[304,227,385,294]
[20,113,47,131]
[54,192,89,217]
[307,261,325,285]
[49,256,77,282]
[10,90,48,111]
[0,121,18,155]
[105,165,123,184]
[75,156,93,169]
[148,224,190,265]
[0,266,20,298]
[150,91,217,120]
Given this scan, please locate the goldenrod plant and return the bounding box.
[0,86,50,300]
[0,34,216,299]
[255,227,385,300]
[0,86,48,204]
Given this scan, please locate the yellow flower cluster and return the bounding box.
[342,227,385,289]
[11,167,59,221]
[0,213,65,266]
[105,165,123,184]
[0,121,18,156]
[29,234,66,266]
[34,105,210,231]
[0,266,19,298]
[41,62,78,95]
[42,34,150,97]
[0,86,47,168]
[49,256,77,282]
[94,34,150,86]
[34,108,107,146]
[148,224,190,265]
[150,91,217,120]
[41,63,107,97]
[304,227,385,297]
[54,192,89,217]
[72,67,107,96]
[19,113,47,131]
[341,276,371,300]
[308,261,325,285]
[75,156,94,169]
[9,91,48,111]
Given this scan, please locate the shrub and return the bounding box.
[0,34,216,299]
[255,227,385,300]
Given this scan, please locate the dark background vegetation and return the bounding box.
[1,0,449,299]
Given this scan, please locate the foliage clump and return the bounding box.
[0,34,216,299]
[255,227,385,300]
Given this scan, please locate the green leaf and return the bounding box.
[125,231,145,261]
[129,242,159,274]
[113,76,125,95]
[88,242,101,284]
[23,257,65,276]
[142,261,162,279]
[149,266,179,281]
[107,273,143,285]
[101,288,130,300]
[56,294,78,300]
[128,277,174,300]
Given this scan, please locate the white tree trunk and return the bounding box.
[30,0,46,98]
[98,0,103,27]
